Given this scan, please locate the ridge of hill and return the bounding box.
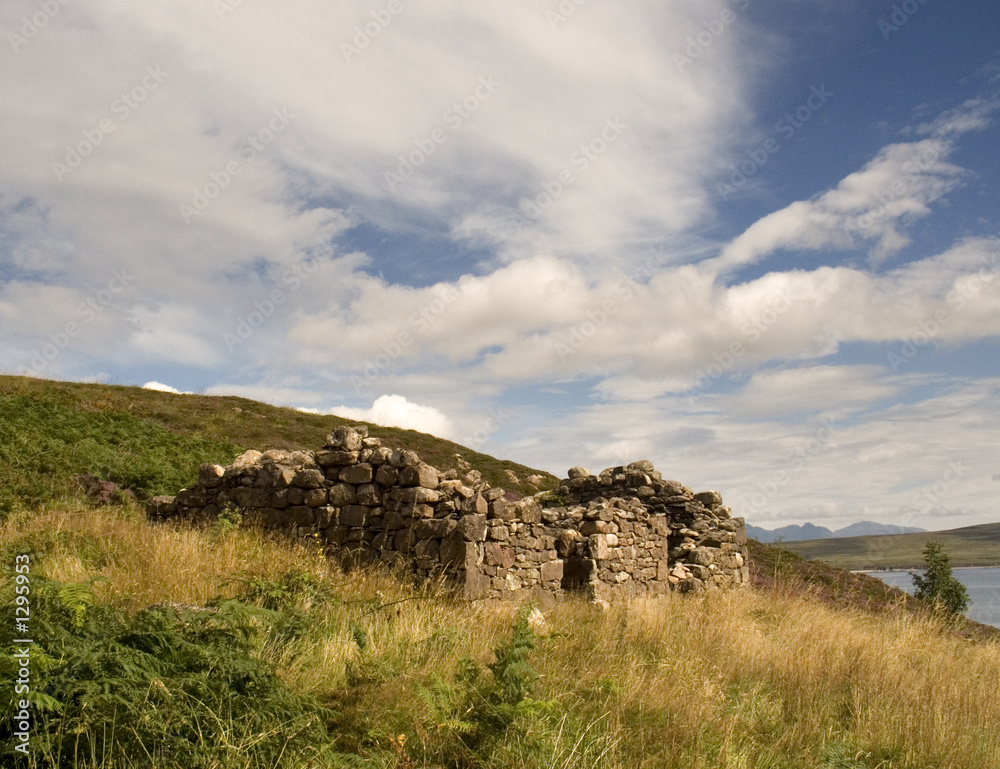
[0,374,559,514]
[775,521,1000,570]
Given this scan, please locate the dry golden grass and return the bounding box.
[5,504,1000,769]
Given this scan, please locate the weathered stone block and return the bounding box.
[580,520,611,536]
[328,483,358,507]
[198,463,226,488]
[384,511,407,530]
[590,534,613,560]
[340,505,370,527]
[314,506,335,529]
[457,514,488,541]
[441,540,477,570]
[324,525,350,545]
[318,450,359,467]
[414,518,457,539]
[489,498,517,521]
[688,546,714,567]
[146,495,177,518]
[393,487,442,504]
[340,464,373,484]
[326,427,362,451]
[375,464,398,487]
[232,487,268,508]
[399,463,439,489]
[285,506,315,527]
[485,542,516,569]
[516,498,542,524]
[176,487,213,508]
[462,494,488,514]
[291,469,325,489]
[414,538,440,562]
[304,488,328,507]
[694,490,723,509]
[402,503,435,519]
[357,483,382,505]
[390,448,420,468]
[540,559,564,583]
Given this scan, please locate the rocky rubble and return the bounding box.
[147,427,748,601]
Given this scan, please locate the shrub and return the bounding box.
[911,541,970,616]
[0,576,339,768]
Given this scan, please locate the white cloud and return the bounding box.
[142,381,189,394]
[712,137,967,270]
[327,394,455,438]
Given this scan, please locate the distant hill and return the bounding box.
[747,520,925,543]
[776,522,1000,570]
[0,374,560,514]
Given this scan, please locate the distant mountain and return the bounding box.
[747,521,925,543]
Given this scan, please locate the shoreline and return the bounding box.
[854,565,1000,573]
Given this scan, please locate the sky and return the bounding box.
[1,0,998,532]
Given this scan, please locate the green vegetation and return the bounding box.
[0,502,997,768]
[912,542,971,616]
[2,376,1000,767]
[773,522,1000,570]
[0,375,559,516]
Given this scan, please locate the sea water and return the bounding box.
[866,568,1000,629]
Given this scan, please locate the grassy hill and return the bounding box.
[2,375,1000,768]
[0,374,559,514]
[775,522,1000,570]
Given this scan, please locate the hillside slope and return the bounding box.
[776,522,1000,569]
[0,375,559,514]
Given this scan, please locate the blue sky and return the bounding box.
[1,0,998,530]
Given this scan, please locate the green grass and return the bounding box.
[0,375,559,515]
[4,375,1000,767]
[2,504,999,769]
[774,523,1000,570]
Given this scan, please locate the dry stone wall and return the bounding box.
[146,426,748,601]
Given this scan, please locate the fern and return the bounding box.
[56,577,106,629]
[0,575,341,768]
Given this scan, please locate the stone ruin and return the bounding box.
[146,426,749,602]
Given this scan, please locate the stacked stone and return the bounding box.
[553,461,749,592]
[479,494,566,599]
[148,426,497,593]
[146,434,750,601]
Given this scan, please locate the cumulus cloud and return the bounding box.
[326,394,455,438]
[142,381,189,394]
